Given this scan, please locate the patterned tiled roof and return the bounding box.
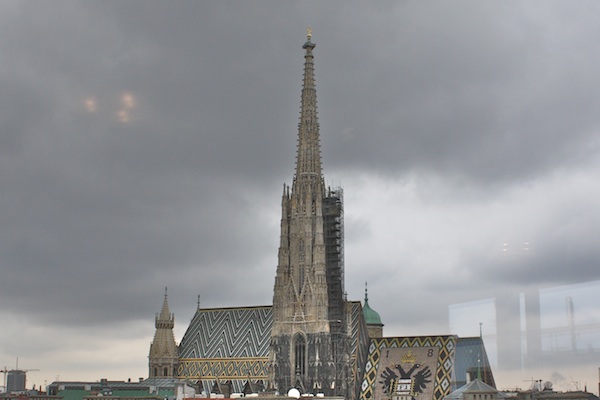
[178,306,273,359]
[359,335,458,400]
[177,305,273,392]
[349,301,370,400]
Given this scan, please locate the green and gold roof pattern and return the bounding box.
[178,357,268,380]
[178,306,273,359]
[360,336,457,400]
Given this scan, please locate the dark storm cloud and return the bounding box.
[0,2,297,325]
[319,2,600,185]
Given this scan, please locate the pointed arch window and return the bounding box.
[298,240,305,262]
[299,266,305,294]
[294,334,306,377]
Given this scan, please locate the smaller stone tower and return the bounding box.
[363,283,384,338]
[149,287,179,378]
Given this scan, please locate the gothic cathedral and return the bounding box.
[149,32,496,400]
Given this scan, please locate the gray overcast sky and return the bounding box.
[1,0,600,393]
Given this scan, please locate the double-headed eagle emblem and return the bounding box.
[379,361,432,400]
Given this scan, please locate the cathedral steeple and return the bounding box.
[294,27,323,184]
[149,287,179,378]
[270,30,349,397]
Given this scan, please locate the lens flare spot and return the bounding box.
[121,92,135,109]
[117,109,130,123]
[84,97,97,113]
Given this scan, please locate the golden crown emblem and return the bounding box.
[400,350,417,364]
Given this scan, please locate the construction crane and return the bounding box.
[1,367,8,393]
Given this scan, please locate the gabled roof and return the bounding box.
[178,306,273,358]
[445,379,506,400]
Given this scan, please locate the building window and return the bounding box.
[163,367,168,376]
[298,240,305,262]
[294,334,306,377]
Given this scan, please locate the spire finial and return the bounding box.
[364,281,369,302]
[197,294,201,310]
[158,287,173,323]
[307,26,312,40]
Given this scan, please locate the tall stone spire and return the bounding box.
[149,287,179,378]
[273,28,329,333]
[293,27,323,185]
[270,30,349,398]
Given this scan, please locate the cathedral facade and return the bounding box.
[149,32,496,400]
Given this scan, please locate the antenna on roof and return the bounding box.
[477,323,483,381]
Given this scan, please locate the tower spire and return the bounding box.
[149,288,178,378]
[271,31,348,397]
[294,27,322,184]
[159,286,172,320]
[363,281,384,338]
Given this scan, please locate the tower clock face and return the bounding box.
[374,347,439,400]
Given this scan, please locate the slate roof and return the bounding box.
[445,379,506,400]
